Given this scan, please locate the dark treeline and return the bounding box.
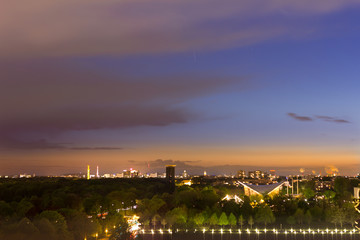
[0,178,168,240]
[0,177,358,240]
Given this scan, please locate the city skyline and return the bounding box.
[1,0,360,176]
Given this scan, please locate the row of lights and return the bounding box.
[141,228,358,235]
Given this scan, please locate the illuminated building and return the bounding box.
[239,181,287,198]
[87,165,90,180]
[222,194,243,203]
[123,168,139,178]
[269,170,276,178]
[182,170,188,178]
[355,187,360,199]
[236,170,246,178]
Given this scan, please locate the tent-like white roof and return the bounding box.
[239,181,286,195]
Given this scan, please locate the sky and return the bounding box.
[1,0,360,176]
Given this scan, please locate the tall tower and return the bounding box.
[87,165,90,180]
[166,165,176,191]
[96,166,99,178]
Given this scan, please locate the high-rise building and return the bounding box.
[87,165,90,180]
[236,170,246,178]
[166,165,176,185]
[255,170,263,179]
[182,170,188,178]
[123,168,139,178]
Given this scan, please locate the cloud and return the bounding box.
[287,113,351,124]
[1,0,359,57]
[287,113,313,121]
[315,115,350,123]
[0,136,122,151]
[0,60,247,150]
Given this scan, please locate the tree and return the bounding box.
[323,190,336,201]
[238,215,245,229]
[199,187,221,209]
[18,217,39,235]
[34,218,57,239]
[194,213,205,226]
[39,210,67,232]
[208,213,218,226]
[16,199,34,218]
[286,216,296,226]
[333,206,346,228]
[240,197,253,218]
[304,210,312,226]
[161,218,167,228]
[175,188,199,209]
[294,208,304,225]
[151,214,160,228]
[255,205,275,227]
[309,206,322,222]
[165,207,187,227]
[143,219,150,230]
[148,196,166,217]
[248,216,254,229]
[343,202,359,227]
[334,177,351,197]
[228,213,237,227]
[0,201,13,218]
[325,206,346,227]
[303,188,316,199]
[219,212,229,226]
[63,210,100,240]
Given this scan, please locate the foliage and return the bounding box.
[208,213,218,226]
[228,213,237,226]
[255,205,275,227]
[238,215,245,228]
[248,216,254,229]
[218,212,229,226]
[0,176,358,239]
[193,213,205,226]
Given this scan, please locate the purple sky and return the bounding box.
[0,0,359,176]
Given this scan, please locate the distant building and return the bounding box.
[96,166,99,178]
[255,170,264,179]
[103,173,114,178]
[149,172,158,178]
[248,170,265,179]
[269,170,276,178]
[182,170,188,178]
[123,169,139,178]
[87,165,90,180]
[315,179,334,191]
[236,170,246,178]
[166,165,176,185]
[19,174,32,178]
[115,173,123,178]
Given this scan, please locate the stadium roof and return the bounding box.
[239,181,286,195]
